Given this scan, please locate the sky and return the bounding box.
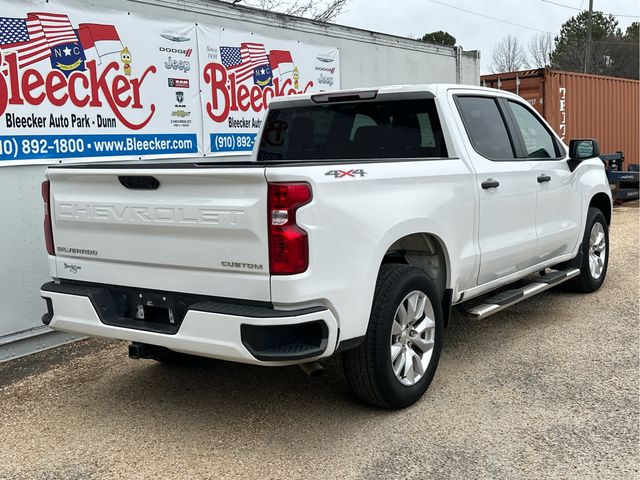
[335,0,639,74]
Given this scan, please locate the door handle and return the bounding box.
[537,174,551,183]
[481,179,500,189]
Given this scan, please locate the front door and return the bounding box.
[505,100,583,261]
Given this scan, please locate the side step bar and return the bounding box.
[466,268,580,319]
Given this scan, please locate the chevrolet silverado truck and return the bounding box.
[40,85,611,408]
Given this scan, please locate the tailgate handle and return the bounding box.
[118,176,160,190]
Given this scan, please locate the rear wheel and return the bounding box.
[343,264,443,408]
[561,207,609,293]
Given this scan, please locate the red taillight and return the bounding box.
[41,180,55,256]
[268,183,312,275]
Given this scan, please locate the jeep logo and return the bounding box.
[164,56,191,72]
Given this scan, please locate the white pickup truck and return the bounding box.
[40,85,611,408]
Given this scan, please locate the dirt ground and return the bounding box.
[0,205,638,480]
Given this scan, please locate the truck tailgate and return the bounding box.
[47,166,270,301]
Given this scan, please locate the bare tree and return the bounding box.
[491,35,529,73]
[224,0,350,22]
[528,33,554,68]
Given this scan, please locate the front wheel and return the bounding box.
[343,264,443,408]
[562,207,609,293]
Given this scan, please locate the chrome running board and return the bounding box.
[466,268,581,320]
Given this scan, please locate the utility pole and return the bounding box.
[584,0,594,74]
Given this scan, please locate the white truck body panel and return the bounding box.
[41,84,612,366]
[48,167,271,301]
[44,289,338,365]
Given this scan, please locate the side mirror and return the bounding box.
[569,138,600,160]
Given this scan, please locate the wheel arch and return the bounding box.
[379,231,453,327]
[589,192,612,226]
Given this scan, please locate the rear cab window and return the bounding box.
[257,99,448,161]
[454,96,516,161]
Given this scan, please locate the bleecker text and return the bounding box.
[203,62,314,123]
[0,51,157,130]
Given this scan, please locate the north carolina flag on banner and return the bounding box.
[269,50,294,75]
[77,23,122,61]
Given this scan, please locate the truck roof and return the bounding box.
[268,84,523,108]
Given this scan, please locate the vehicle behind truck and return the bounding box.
[40,85,612,408]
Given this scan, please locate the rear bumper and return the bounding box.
[40,282,338,366]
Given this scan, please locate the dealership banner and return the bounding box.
[197,25,340,155]
[0,0,340,165]
[0,0,201,165]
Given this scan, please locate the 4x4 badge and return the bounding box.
[325,169,367,178]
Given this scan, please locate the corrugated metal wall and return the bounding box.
[543,71,639,166]
[481,69,640,166]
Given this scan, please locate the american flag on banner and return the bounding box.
[0,17,51,69]
[220,42,270,83]
[28,12,78,48]
[0,12,78,70]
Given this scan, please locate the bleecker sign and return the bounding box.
[0,51,156,130]
[203,62,314,122]
[197,25,340,155]
[0,2,338,164]
[0,4,200,164]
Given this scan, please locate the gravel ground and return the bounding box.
[1,205,638,480]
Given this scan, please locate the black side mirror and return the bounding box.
[569,139,600,160]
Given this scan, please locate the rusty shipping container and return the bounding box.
[481,69,640,167]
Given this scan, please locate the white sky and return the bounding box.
[335,0,639,74]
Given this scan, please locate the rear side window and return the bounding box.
[455,96,515,160]
[257,99,447,161]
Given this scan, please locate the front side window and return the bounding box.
[508,101,559,159]
[455,96,515,160]
[257,99,447,161]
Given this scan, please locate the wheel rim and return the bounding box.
[588,222,607,279]
[389,290,436,387]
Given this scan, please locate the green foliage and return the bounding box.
[550,10,639,78]
[420,31,456,47]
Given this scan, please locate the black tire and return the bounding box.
[342,264,443,409]
[561,207,609,293]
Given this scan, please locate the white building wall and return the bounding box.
[0,0,480,360]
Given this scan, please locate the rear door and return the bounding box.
[48,166,271,301]
[453,94,538,285]
[504,99,582,261]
